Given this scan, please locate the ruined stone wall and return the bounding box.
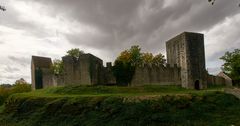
[53,76,64,87]
[62,56,76,85]
[166,32,207,89]
[103,62,116,85]
[83,54,104,85]
[62,54,105,85]
[131,64,181,86]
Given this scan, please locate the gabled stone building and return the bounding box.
[31,56,53,89]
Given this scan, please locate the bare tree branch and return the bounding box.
[0,5,6,11]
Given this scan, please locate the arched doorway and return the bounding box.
[194,80,200,90]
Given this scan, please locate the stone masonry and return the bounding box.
[31,56,53,89]
[166,32,207,89]
[31,31,231,90]
[62,53,105,85]
[131,64,181,86]
[31,54,116,90]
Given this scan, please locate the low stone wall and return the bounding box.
[207,74,232,86]
[53,76,64,87]
[131,65,181,86]
[224,88,240,99]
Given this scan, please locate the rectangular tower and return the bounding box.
[166,32,207,89]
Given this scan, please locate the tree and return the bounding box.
[0,79,31,105]
[0,86,10,105]
[116,45,142,66]
[66,48,84,60]
[51,59,64,76]
[113,45,142,85]
[0,5,6,11]
[113,45,166,85]
[15,78,28,85]
[128,45,142,66]
[152,53,166,66]
[208,0,216,5]
[142,52,154,66]
[208,0,240,7]
[12,78,31,93]
[220,49,240,80]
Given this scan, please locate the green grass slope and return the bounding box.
[0,85,240,126]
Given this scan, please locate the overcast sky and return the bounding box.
[0,0,240,84]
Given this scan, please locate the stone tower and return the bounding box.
[166,32,207,89]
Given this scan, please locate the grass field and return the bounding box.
[18,85,225,97]
[0,85,239,126]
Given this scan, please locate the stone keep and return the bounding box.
[31,56,53,90]
[166,32,207,89]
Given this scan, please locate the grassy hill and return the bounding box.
[0,85,240,126]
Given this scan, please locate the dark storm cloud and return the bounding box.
[27,0,240,55]
[0,1,56,39]
[8,56,30,67]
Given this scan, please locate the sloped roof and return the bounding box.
[32,56,52,68]
[217,72,232,80]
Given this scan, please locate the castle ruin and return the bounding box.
[31,32,232,90]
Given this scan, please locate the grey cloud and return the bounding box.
[8,56,30,67]
[32,0,240,54]
[0,74,29,82]
[4,66,20,72]
[0,1,55,40]
[207,67,221,75]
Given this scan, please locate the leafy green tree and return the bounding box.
[113,45,142,85]
[66,48,84,60]
[113,45,166,85]
[129,45,142,66]
[12,78,31,93]
[0,86,10,105]
[142,52,154,66]
[220,49,240,80]
[152,53,166,66]
[15,78,27,85]
[0,78,31,105]
[51,59,64,76]
[11,83,31,94]
[113,60,135,85]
